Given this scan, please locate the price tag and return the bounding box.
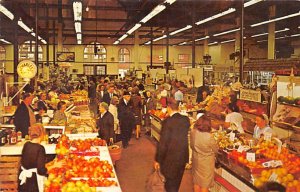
[237,145,244,153]
[264,132,272,141]
[229,132,235,142]
[269,172,278,182]
[246,152,256,162]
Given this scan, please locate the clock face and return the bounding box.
[17,60,37,79]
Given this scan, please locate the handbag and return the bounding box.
[145,169,166,192]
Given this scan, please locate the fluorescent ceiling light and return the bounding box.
[73,1,82,21]
[165,0,176,5]
[195,35,210,42]
[75,22,81,33]
[145,41,151,45]
[196,8,236,25]
[291,33,300,37]
[18,19,31,33]
[244,0,264,8]
[76,33,82,40]
[221,39,235,44]
[153,35,167,42]
[41,39,47,44]
[140,5,166,23]
[179,42,187,45]
[213,28,240,37]
[170,25,192,36]
[38,36,42,40]
[127,24,141,35]
[257,39,268,43]
[113,41,119,45]
[208,41,218,46]
[251,28,290,37]
[0,38,11,44]
[251,11,300,27]
[275,36,286,40]
[119,34,128,41]
[0,4,14,20]
[77,40,82,44]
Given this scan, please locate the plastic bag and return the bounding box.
[145,169,166,192]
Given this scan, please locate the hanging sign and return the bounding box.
[240,89,261,102]
[17,60,37,81]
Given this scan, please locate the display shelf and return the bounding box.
[272,103,300,131]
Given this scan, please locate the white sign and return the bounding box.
[17,60,37,80]
[246,152,256,162]
[240,89,261,102]
[264,132,272,142]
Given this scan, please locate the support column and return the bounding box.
[134,30,139,69]
[166,27,169,63]
[192,3,196,68]
[239,0,244,83]
[235,18,241,52]
[13,18,19,82]
[53,21,56,66]
[203,29,209,55]
[150,28,153,68]
[35,0,39,88]
[57,23,63,52]
[268,5,276,59]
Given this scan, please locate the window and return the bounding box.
[84,42,106,62]
[84,65,106,76]
[0,46,5,61]
[119,48,130,62]
[84,65,94,75]
[19,41,43,61]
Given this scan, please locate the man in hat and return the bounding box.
[118,91,136,148]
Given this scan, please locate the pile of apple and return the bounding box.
[254,168,300,191]
[70,178,118,187]
[149,109,168,120]
[64,155,115,179]
[61,181,96,192]
[55,135,70,159]
[256,141,300,174]
[70,138,106,151]
[44,173,63,192]
[229,150,264,169]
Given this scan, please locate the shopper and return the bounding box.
[253,114,272,140]
[144,90,156,135]
[191,114,218,192]
[103,85,117,105]
[131,87,142,139]
[224,103,244,133]
[196,83,210,103]
[97,102,115,144]
[52,101,67,125]
[96,84,105,104]
[174,87,183,103]
[159,85,168,108]
[154,98,190,192]
[37,92,49,111]
[88,80,97,117]
[198,90,212,107]
[118,91,136,148]
[13,92,36,138]
[19,123,64,192]
[109,96,120,142]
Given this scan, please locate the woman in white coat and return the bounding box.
[109,96,120,142]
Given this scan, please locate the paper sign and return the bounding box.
[269,172,278,182]
[246,152,255,162]
[237,146,244,153]
[229,132,235,142]
[264,132,272,141]
[246,152,256,162]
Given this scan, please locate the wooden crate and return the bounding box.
[0,156,21,192]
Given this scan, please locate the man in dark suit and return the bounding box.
[97,102,115,144]
[13,92,36,138]
[118,91,136,148]
[154,98,190,192]
[37,92,48,111]
[103,85,117,105]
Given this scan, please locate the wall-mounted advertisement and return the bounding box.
[57,52,75,62]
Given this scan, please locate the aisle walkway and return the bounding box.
[115,132,193,192]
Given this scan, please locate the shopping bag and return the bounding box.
[145,169,166,192]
